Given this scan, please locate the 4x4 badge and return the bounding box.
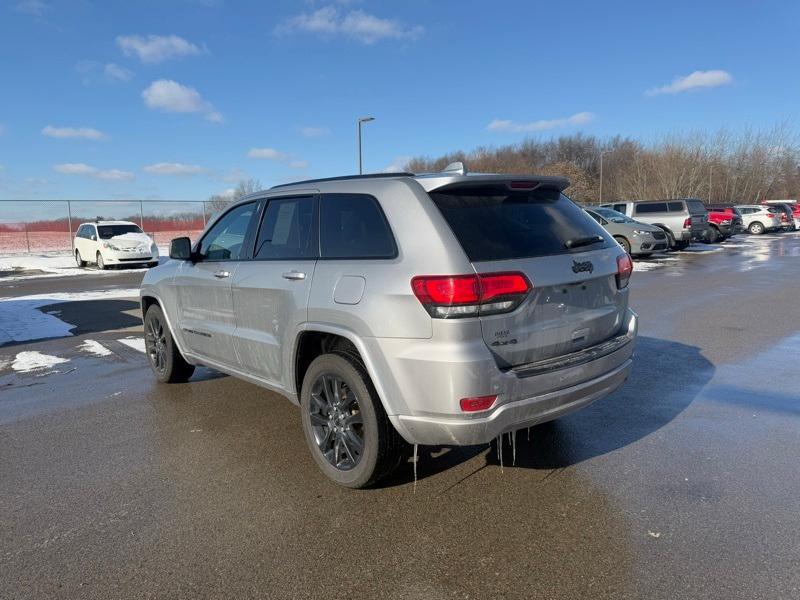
[572,260,594,274]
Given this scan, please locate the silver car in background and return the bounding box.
[140,166,637,488]
[585,207,669,256]
[737,205,782,234]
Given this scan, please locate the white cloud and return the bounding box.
[646,70,733,96]
[53,163,134,181]
[142,79,223,122]
[14,0,47,16]
[382,155,411,172]
[42,125,107,140]
[300,126,330,137]
[488,112,594,133]
[288,160,309,169]
[144,162,205,176]
[104,63,132,81]
[248,148,286,160]
[277,5,423,44]
[222,168,250,183]
[116,34,204,64]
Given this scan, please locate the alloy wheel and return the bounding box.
[308,373,364,470]
[145,314,167,373]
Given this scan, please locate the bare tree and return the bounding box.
[206,178,263,216]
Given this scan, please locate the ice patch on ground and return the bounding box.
[633,261,666,272]
[0,288,140,345]
[119,337,146,353]
[79,339,113,357]
[11,350,69,373]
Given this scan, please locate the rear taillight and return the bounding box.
[411,272,531,319]
[683,217,692,228]
[459,395,497,412]
[616,254,633,289]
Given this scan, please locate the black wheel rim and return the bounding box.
[308,373,364,471]
[145,315,167,373]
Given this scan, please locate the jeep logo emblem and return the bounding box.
[572,260,594,274]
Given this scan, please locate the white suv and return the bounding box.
[74,221,159,269]
[736,205,782,235]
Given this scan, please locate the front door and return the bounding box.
[174,201,258,365]
[232,194,317,387]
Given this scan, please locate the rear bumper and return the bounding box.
[387,309,638,446]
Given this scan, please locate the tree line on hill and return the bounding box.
[405,124,800,204]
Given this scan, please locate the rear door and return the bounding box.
[174,201,258,364]
[429,184,627,367]
[684,199,709,236]
[232,194,317,386]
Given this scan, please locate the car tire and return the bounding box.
[748,222,765,235]
[707,226,721,243]
[96,251,107,270]
[614,236,631,254]
[300,353,405,489]
[673,240,690,251]
[661,228,677,250]
[144,304,195,384]
[147,261,158,268]
[75,249,86,268]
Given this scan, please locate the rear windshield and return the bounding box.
[97,224,143,239]
[429,186,611,262]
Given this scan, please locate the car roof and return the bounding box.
[261,165,570,195]
[79,220,139,226]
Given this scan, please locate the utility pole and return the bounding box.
[599,150,610,204]
[709,165,714,202]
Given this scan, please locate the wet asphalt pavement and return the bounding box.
[1,234,799,599]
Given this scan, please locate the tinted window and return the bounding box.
[586,210,605,224]
[635,202,668,214]
[685,200,706,214]
[320,194,396,259]
[429,186,610,262]
[97,224,143,239]
[667,201,685,212]
[254,196,315,259]
[198,202,256,261]
[612,203,627,213]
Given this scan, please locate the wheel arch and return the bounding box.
[140,293,191,361]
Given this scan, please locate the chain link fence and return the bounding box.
[0,200,210,254]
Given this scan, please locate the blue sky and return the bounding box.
[1,0,799,213]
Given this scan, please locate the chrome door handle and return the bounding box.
[282,270,306,281]
[214,270,230,279]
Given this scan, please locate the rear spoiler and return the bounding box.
[415,174,570,193]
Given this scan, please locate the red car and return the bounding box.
[705,205,744,242]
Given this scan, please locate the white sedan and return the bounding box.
[73,220,159,269]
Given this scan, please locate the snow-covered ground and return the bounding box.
[0,288,140,346]
[0,249,169,281]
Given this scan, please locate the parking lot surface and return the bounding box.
[2,234,799,599]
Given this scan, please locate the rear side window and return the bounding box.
[667,201,685,212]
[429,186,610,262]
[254,196,315,260]
[320,194,396,259]
[635,202,668,214]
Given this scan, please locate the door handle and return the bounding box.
[214,270,230,279]
[282,270,306,281]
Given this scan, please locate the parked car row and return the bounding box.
[587,198,798,256]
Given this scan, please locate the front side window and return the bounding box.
[254,196,315,260]
[612,203,627,213]
[197,202,256,261]
[320,194,396,259]
[97,224,144,239]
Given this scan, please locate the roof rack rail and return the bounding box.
[269,172,414,190]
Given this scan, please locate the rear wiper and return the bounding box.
[565,235,604,249]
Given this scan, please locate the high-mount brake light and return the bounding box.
[509,181,538,189]
[616,254,633,289]
[411,272,531,319]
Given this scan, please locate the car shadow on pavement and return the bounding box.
[382,336,715,487]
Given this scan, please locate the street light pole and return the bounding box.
[357,116,375,175]
[709,165,714,202]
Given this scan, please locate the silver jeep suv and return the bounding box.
[140,166,638,487]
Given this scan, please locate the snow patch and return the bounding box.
[634,261,666,272]
[119,337,146,353]
[0,288,140,345]
[12,351,69,373]
[79,339,113,357]
[0,253,161,281]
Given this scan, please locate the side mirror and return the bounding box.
[90,234,97,241]
[169,237,193,260]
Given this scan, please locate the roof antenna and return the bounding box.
[442,161,467,175]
